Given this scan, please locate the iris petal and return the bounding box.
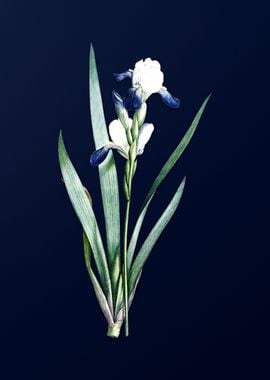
[112,90,130,128]
[137,123,154,155]
[113,70,132,82]
[90,146,110,166]
[159,88,180,109]
[109,119,129,155]
[124,87,143,111]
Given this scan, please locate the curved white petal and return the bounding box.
[140,69,164,96]
[151,60,161,69]
[132,58,164,98]
[144,58,152,64]
[137,123,154,155]
[109,119,130,155]
[106,141,128,159]
[134,59,144,69]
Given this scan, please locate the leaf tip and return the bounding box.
[58,130,64,149]
[180,176,187,191]
[205,92,212,104]
[58,130,67,166]
[89,43,95,60]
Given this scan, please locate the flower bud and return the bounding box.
[112,91,130,129]
[132,160,137,178]
[123,176,130,201]
[136,102,147,127]
[131,116,139,141]
[129,141,137,162]
[124,160,131,180]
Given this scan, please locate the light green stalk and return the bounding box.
[123,193,131,336]
[122,113,140,336]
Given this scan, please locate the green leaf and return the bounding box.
[127,95,211,269]
[89,45,120,280]
[114,274,123,319]
[143,95,210,207]
[127,194,154,271]
[83,232,114,325]
[58,132,113,308]
[115,270,143,322]
[129,177,186,293]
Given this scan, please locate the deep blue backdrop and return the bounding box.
[1,0,269,379]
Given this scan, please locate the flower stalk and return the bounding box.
[122,113,139,336]
[123,197,131,336]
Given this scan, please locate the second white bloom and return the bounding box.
[109,118,154,158]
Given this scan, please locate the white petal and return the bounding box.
[132,58,163,96]
[151,60,161,69]
[132,60,163,97]
[109,119,130,154]
[144,57,152,65]
[137,123,154,155]
[106,142,128,159]
[134,59,144,69]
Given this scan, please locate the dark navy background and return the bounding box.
[1,0,269,379]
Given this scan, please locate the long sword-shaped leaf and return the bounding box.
[116,270,142,322]
[129,177,186,293]
[83,232,114,325]
[89,45,120,277]
[127,95,210,268]
[127,194,154,271]
[58,132,113,308]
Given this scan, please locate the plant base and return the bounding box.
[107,322,122,338]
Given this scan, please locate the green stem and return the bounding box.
[123,116,138,337]
[123,197,131,337]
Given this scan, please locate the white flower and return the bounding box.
[90,119,154,166]
[114,58,180,110]
[132,58,164,100]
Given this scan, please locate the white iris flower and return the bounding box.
[90,58,180,166]
[90,118,154,166]
[114,58,180,110]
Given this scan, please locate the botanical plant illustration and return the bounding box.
[58,45,210,338]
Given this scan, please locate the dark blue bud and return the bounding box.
[90,146,110,166]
